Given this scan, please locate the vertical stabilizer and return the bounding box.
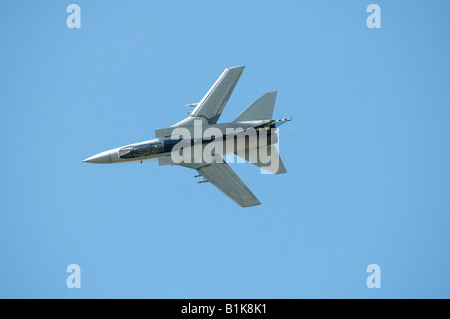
[233,91,277,122]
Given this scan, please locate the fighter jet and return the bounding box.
[83,66,291,207]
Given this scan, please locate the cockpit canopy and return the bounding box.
[119,141,163,159]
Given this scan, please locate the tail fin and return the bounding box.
[233,91,277,122]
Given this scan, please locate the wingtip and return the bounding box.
[227,65,246,71]
[242,201,262,208]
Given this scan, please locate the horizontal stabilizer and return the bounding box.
[234,145,287,174]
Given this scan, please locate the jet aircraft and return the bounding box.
[83,66,291,207]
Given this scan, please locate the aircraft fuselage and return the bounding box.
[83,123,278,164]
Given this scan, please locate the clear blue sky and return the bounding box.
[1,1,449,298]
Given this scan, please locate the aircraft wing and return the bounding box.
[178,159,261,207]
[190,66,245,124]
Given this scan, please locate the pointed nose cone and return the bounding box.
[83,150,115,164]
